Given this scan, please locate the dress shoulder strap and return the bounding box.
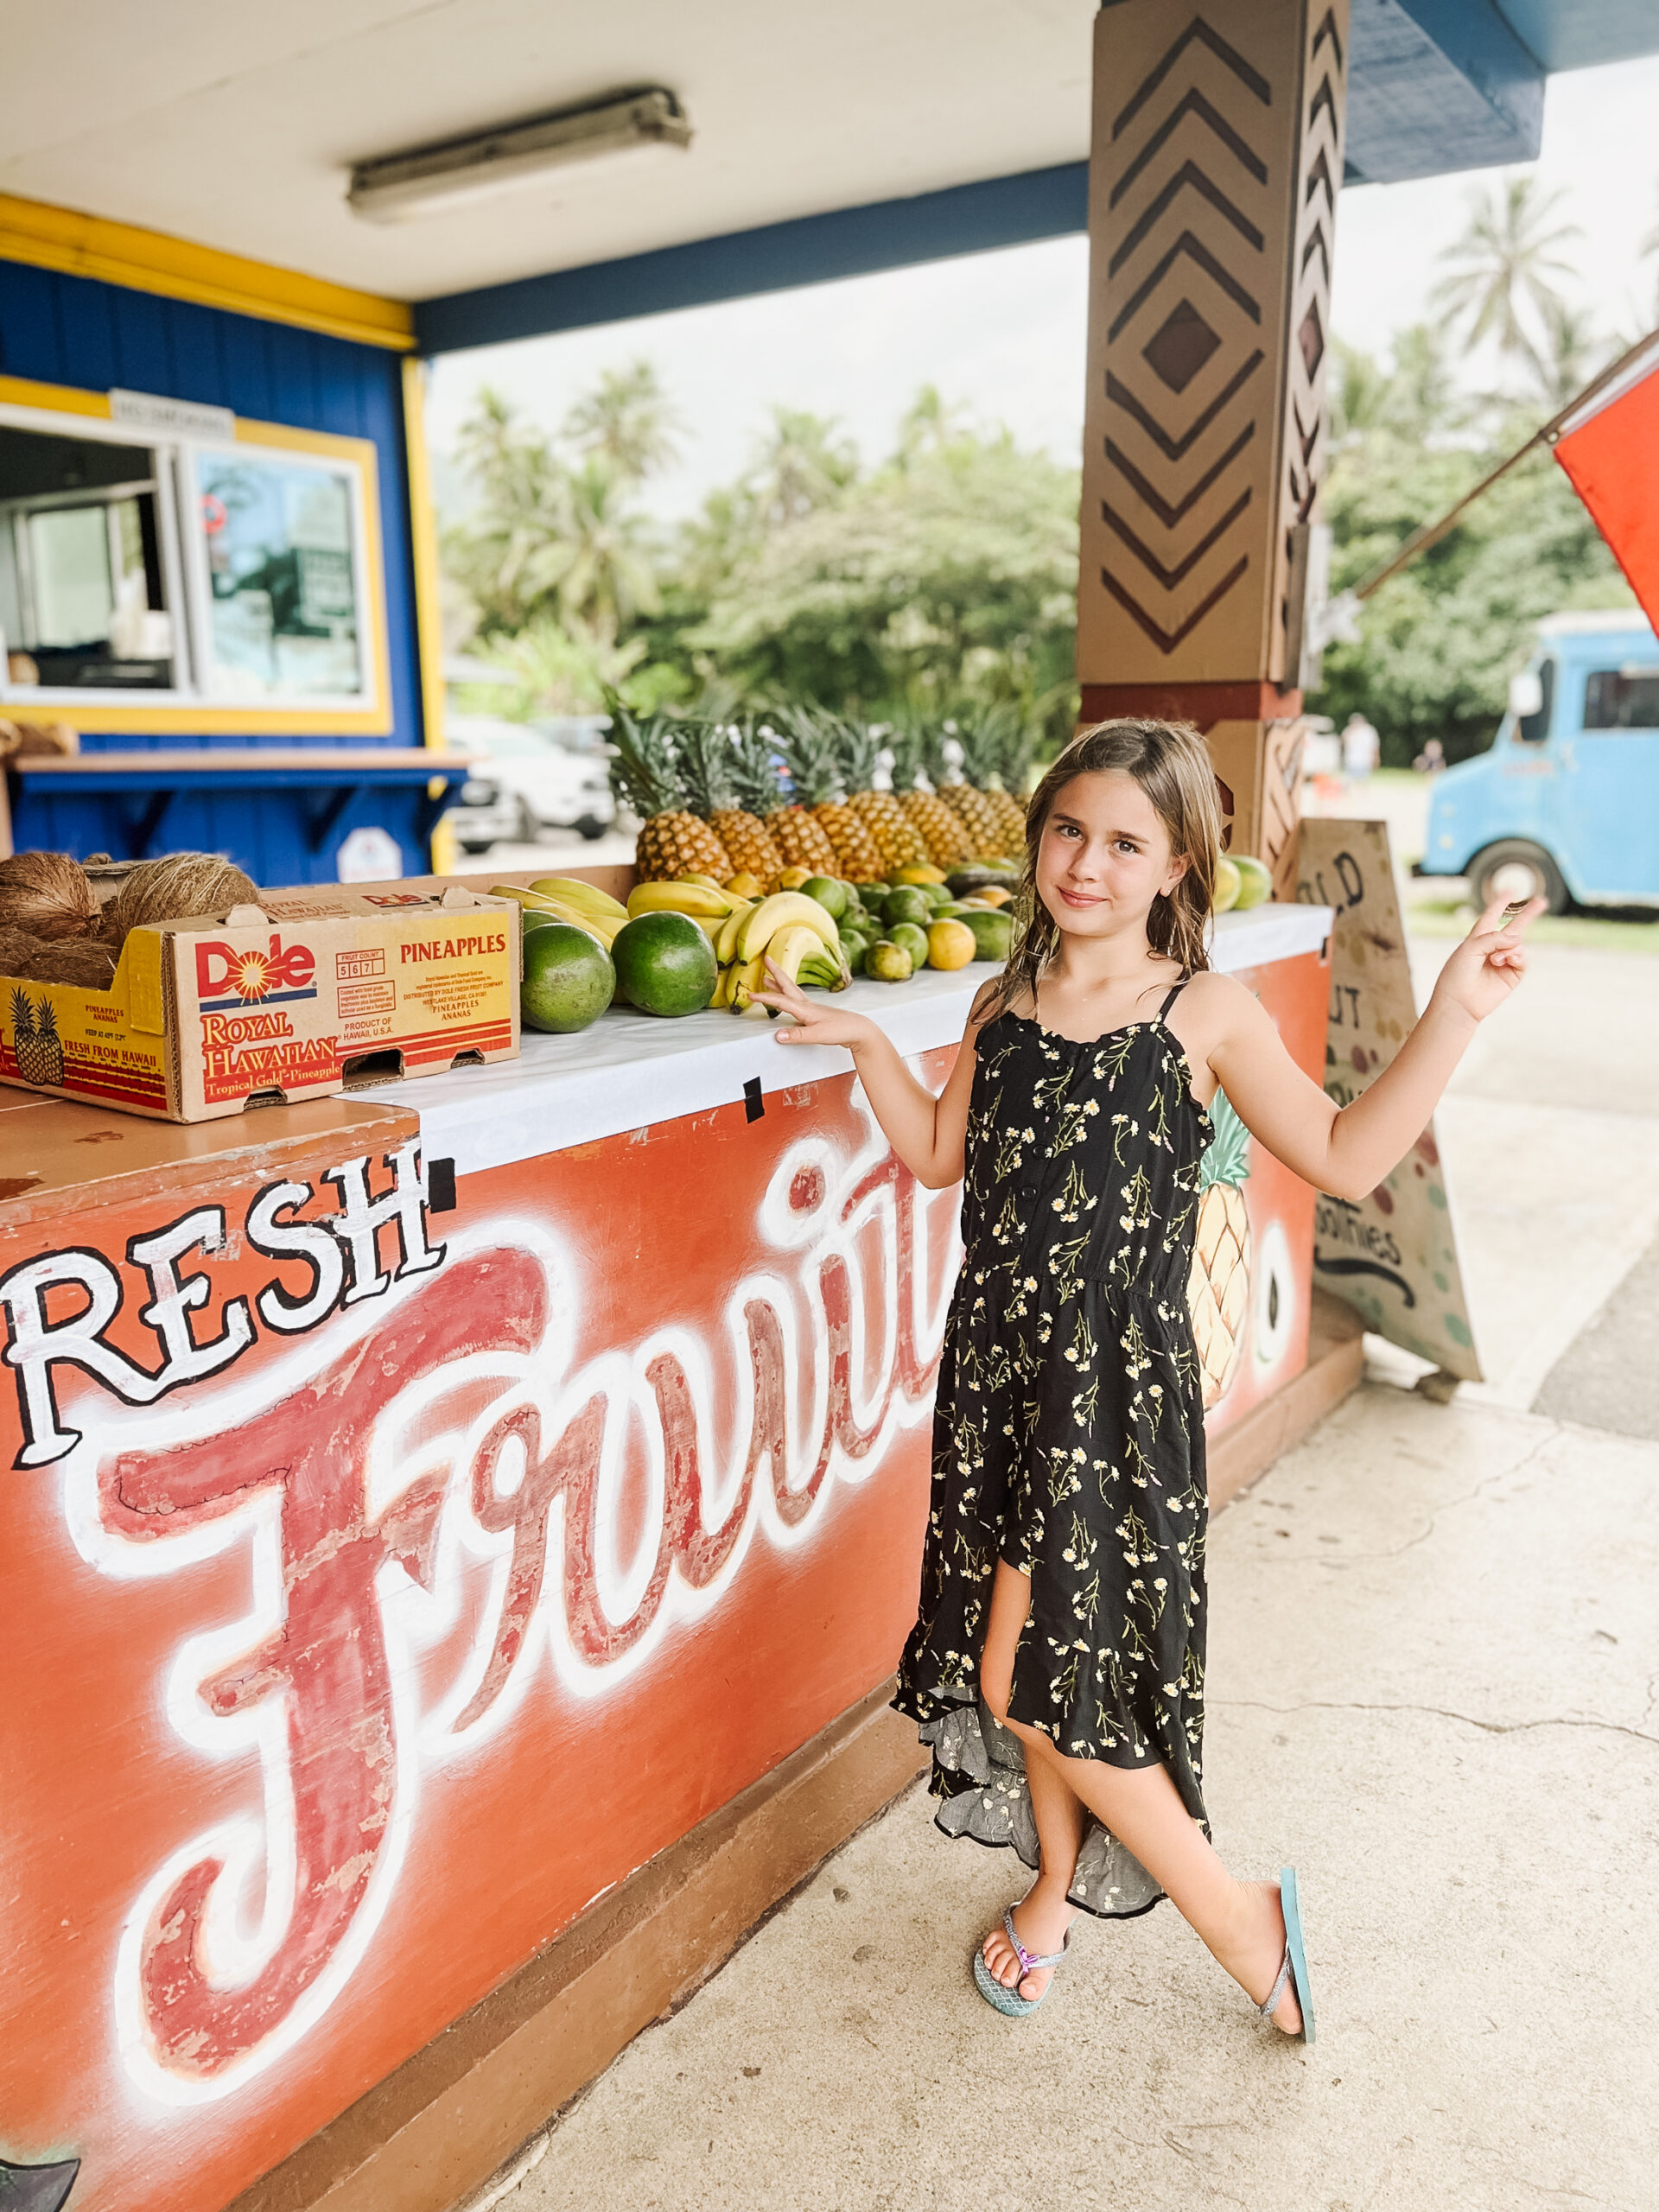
[1157,976,1188,1020]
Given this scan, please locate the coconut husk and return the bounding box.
[99,853,257,947]
[0,925,118,988]
[0,851,99,939]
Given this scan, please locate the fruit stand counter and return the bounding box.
[0,900,1330,2212]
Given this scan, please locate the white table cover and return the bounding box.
[378,901,1333,1177]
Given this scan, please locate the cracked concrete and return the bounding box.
[485,940,1659,2212]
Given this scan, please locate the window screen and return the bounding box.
[197,452,364,702]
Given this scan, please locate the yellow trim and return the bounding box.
[400,359,447,753]
[0,378,395,737]
[0,194,414,353]
[0,373,112,420]
[41,705,397,736]
[400,358,458,870]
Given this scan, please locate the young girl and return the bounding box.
[755,719,1538,2042]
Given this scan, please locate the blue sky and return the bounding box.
[428,52,1659,522]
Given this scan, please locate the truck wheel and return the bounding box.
[575,814,606,842]
[1470,841,1567,916]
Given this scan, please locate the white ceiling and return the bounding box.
[1,0,1095,303]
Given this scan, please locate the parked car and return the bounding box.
[1416,610,1659,913]
[446,715,615,852]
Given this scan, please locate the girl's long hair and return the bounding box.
[983,718,1224,1022]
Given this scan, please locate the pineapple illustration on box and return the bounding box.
[1186,1088,1251,1408]
[8,985,64,1089]
[8,986,35,1084]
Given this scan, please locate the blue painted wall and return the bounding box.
[0,257,421,754]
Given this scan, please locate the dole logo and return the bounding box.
[195,932,318,1007]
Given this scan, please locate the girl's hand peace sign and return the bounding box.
[1427,893,1547,1027]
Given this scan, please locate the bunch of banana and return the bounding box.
[492,877,628,949]
[714,891,849,1015]
[625,874,739,946]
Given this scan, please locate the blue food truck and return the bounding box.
[1419,611,1659,912]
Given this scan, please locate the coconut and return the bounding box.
[99,854,257,947]
[0,851,99,940]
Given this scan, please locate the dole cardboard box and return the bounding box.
[0,883,519,1122]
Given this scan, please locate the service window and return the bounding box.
[0,423,180,690]
[0,386,387,732]
[1583,665,1659,729]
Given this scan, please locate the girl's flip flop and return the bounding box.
[1258,1865,1317,2043]
[972,1905,1072,2018]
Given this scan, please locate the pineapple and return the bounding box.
[609,709,733,882]
[765,797,841,878]
[838,720,931,874]
[987,714,1038,851]
[935,767,1004,860]
[1185,1088,1251,1408]
[888,724,972,868]
[709,722,786,885]
[778,709,883,880]
[953,712,1028,855]
[9,985,40,1085]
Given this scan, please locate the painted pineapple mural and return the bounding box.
[1186,1088,1251,1407]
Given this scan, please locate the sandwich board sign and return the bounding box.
[1295,817,1481,1382]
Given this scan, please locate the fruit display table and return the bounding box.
[0,899,1329,2212]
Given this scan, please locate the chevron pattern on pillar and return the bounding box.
[1077,1,1350,691]
[1273,5,1349,664]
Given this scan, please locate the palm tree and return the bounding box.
[894,383,970,464]
[1328,339,1391,446]
[563,360,683,484]
[1384,322,1463,441]
[450,387,569,631]
[747,408,858,529]
[1529,298,1604,410]
[1431,174,1583,373]
[537,457,662,647]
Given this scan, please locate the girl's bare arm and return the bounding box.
[753,961,997,1188]
[1192,893,1541,1203]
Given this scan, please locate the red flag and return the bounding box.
[1554,342,1659,632]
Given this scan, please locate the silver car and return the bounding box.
[446,715,615,852]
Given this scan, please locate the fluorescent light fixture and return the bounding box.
[347,88,691,224]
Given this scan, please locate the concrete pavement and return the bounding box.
[474,941,1659,2212]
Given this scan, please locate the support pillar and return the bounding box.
[1076,0,1349,893]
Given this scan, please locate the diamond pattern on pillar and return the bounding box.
[1298,300,1325,380]
[1077,0,1350,688]
[1079,6,1287,672]
[1143,299,1222,394]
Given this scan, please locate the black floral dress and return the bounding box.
[894,985,1212,1918]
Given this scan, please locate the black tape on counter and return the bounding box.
[426,1157,458,1213]
[743,1078,765,1123]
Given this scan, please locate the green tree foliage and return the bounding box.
[444,366,690,716]
[671,389,1079,744]
[441,307,1637,763]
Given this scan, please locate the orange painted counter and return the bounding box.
[0,901,1330,2212]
